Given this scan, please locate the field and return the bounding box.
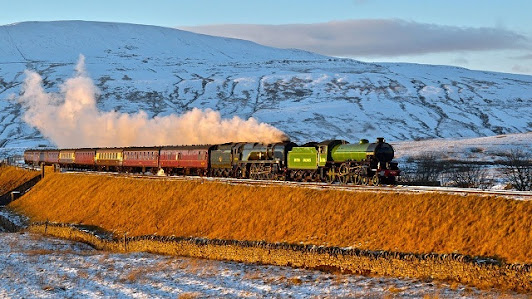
[1,231,504,298]
[9,171,532,265]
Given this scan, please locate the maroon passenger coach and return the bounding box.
[123,147,160,173]
[159,145,211,175]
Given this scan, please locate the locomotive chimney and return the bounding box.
[376,137,385,143]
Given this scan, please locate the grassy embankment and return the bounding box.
[9,172,532,265]
[0,166,40,196]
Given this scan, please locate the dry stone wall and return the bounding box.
[29,222,532,293]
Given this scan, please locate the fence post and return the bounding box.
[10,191,21,203]
[124,232,128,252]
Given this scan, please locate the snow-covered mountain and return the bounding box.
[1,21,531,150]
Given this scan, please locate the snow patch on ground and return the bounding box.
[392,132,532,161]
[0,232,518,298]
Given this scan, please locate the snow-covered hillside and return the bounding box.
[1,21,531,150]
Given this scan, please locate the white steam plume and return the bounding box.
[17,55,289,148]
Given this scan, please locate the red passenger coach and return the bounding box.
[24,150,41,166]
[23,150,33,165]
[159,145,211,175]
[123,147,160,172]
[44,150,59,165]
[74,149,96,168]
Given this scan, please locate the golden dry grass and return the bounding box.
[0,166,40,195]
[10,172,532,264]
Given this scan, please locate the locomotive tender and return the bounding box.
[24,138,400,185]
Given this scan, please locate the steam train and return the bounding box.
[24,138,400,185]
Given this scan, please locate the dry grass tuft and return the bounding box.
[288,276,303,285]
[24,249,54,256]
[10,172,532,264]
[178,292,202,299]
[388,286,405,294]
[122,268,147,283]
[0,166,40,195]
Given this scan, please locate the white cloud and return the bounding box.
[512,64,531,73]
[180,19,529,58]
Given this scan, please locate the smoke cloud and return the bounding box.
[17,55,289,148]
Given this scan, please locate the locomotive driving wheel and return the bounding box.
[249,164,259,180]
[338,163,350,185]
[371,175,380,186]
[326,167,337,184]
[234,167,243,178]
[265,165,274,180]
[258,164,268,180]
[352,174,362,185]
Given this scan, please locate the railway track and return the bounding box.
[60,169,532,200]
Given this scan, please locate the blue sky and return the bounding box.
[1,0,531,74]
